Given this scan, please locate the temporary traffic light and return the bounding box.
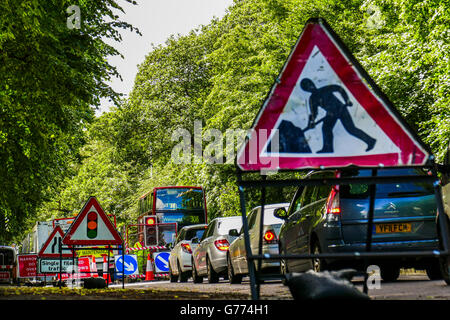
[145,225,157,246]
[143,215,159,245]
[87,211,98,239]
[145,216,156,225]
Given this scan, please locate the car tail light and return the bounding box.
[214,239,230,251]
[263,230,277,244]
[326,186,341,219]
[181,243,192,254]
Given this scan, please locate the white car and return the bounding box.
[227,203,289,284]
[191,216,242,283]
[169,224,207,282]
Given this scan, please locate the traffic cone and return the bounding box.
[102,256,111,284]
[145,253,154,281]
[91,255,98,278]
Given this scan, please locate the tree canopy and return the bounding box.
[4,0,449,243]
[0,0,139,242]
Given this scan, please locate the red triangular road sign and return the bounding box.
[62,197,122,245]
[237,18,430,171]
[38,226,74,258]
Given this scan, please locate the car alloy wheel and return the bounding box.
[192,259,203,284]
[169,261,178,282]
[207,257,219,283]
[227,254,242,284]
[178,260,189,282]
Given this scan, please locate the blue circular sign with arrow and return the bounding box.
[115,255,138,276]
[154,252,170,272]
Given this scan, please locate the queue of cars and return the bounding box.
[168,167,450,285]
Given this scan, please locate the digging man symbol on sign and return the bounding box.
[300,78,377,153]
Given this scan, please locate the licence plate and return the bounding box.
[375,223,411,234]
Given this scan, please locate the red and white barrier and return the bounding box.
[126,246,167,253]
[128,273,169,279]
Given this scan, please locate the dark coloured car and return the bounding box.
[276,168,440,281]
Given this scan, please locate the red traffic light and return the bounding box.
[145,217,156,225]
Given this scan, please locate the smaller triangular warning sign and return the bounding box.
[62,197,122,245]
[38,226,73,258]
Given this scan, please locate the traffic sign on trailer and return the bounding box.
[236,18,430,171]
[62,197,122,245]
[38,226,73,258]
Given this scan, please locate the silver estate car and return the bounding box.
[227,203,289,284]
[168,224,207,282]
[191,216,242,283]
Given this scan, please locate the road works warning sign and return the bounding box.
[237,18,430,171]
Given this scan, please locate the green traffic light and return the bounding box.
[87,229,97,239]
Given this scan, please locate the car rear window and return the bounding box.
[264,209,286,225]
[217,218,242,235]
[184,228,206,241]
[340,168,434,198]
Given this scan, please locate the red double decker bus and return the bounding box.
[137,186,207,247]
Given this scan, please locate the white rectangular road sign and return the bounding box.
[39,258,76,273]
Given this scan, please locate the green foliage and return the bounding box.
[25,0,450,244]
[0,0,139,242]
[356,0,450,159]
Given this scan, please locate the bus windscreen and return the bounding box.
[155,188,204,211]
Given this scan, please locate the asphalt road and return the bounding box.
[110,273,450,300]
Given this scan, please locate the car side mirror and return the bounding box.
[228,229,239,237]
[191,237,199,244]
[274,207,288,220]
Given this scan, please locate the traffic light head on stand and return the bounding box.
[144,215,158,246]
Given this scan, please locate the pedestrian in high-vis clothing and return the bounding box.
[134,233,147,276]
